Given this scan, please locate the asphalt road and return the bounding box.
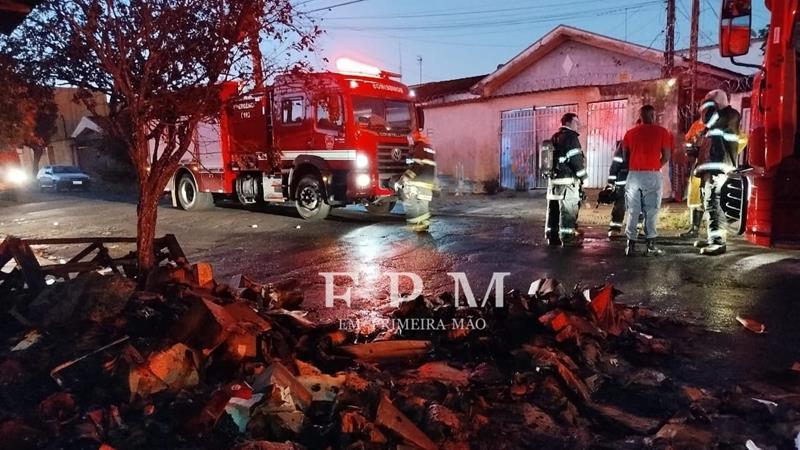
[2,190,800,385]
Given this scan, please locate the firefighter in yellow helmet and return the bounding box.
[680,118,707,239]
[399,143,436,232]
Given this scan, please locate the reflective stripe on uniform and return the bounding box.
[558,156,567,163]
[695,162,734,173]
[410,158,436,166]
[559,228,576,235]
[575,169,587,178]
[608,175,618,180]
[566,148,582,159]
[407,212,431,224]
[406,180,435,189]
[417,193,433,201]
[550,177,576,185]
[614,180,627,186]
[704,112,720,128]
[613,156,624,163]
[609,221,624,227]
[706,129,737,141]
[546,193,563,200]
[423,147,435,154]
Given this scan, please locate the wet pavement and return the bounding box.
[2,190,799,385]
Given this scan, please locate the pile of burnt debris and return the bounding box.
[0,236,799,450]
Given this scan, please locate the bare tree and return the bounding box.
[0,52,56,174]
[12,0,318,275]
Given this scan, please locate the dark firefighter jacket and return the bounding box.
[403,143,436,193]
[695,105,741,176]
[607,140,628,187]
[551,127,588,185]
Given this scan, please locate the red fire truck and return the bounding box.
[163,58,431,221]
[717,0,800,247]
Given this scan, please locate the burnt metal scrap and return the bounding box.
[0,237,798,449]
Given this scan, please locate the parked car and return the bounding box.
[37,165,91,192]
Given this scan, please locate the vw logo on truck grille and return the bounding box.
[391,148,403,161]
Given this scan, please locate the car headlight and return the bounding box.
[5,167,29,185]
[355,153,369,169]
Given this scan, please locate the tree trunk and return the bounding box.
[136,182,160,281]
[31,146,45,176]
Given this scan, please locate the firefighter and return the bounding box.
[545,113,588,247]
[606,140,628,238]
[680,118,707,239]
[694,89,741,255]
[400,143,436,232]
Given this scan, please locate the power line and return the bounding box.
[320,3,663,33]
[314,0,653,21]
[301,0,367,14]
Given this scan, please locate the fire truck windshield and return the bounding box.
[352,96,413,134]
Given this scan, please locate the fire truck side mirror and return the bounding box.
[719,0,752,57]
[416,106,425,131]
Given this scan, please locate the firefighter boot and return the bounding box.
[561,235,583,248]
[547,237,562,246]
[625,239,636,257]
[680,209,703,239]
[645,239,664,256]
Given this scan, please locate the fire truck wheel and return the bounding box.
[295,175,331,221]
[365,201,396,215]
[177,174,214,211]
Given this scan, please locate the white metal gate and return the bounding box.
[586,100,628,188]
[499,104,577,190]
[500,108,535,190]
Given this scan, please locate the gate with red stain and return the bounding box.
[585,100,629,188]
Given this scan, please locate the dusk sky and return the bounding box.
[302,0,771,83]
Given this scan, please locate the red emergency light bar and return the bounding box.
[335,57,401,79]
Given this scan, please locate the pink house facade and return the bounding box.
[414,26,745,195]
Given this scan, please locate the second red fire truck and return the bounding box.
[162,58,433,221]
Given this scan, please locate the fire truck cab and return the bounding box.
[166,59,429,221]
[718,0,800,247]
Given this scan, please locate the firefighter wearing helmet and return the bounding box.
[694,89,741,255]
[544,113,588,247]
[399,143,435,232]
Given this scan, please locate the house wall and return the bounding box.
[425,79,680,193]
[18,88,109,174]
[492,41,663,97]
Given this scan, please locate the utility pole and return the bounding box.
[689,0,701,113]
[625,7,628,42]
[664,0,676,77]
[398,42,403,78]
[417,55,423,84]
